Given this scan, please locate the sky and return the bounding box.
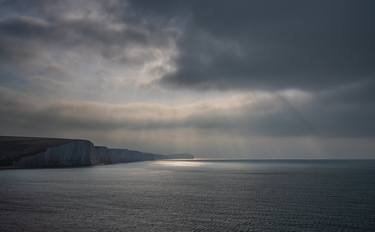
[0,0,374,158]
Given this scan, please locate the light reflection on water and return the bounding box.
[154,160,204,167]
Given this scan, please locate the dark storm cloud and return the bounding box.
[0,0,374,153]
[0,10,157,62]
[126,0,375,140]
[0,0,180,99]
[3,0,373,91]
[0,0,180,63]
[0,17,148,45]
[127,0,375,91]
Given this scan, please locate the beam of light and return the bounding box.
[274,91,325,156]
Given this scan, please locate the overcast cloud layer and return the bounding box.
[0,0,374,157]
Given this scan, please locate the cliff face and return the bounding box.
[0,136,73,166]
[15,140,94,168]
[109,149,161,163]
[93,146,163,164]
[94,146,111,164]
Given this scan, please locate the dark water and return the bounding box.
[1,160,375,231]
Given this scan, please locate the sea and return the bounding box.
[1,159,375,231]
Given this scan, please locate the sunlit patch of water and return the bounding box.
[154,160,204,167]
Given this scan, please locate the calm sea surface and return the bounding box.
[1,160,375,231]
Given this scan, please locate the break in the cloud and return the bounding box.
[0,0,374,157]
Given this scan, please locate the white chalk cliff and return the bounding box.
[0,136,193,169]
[15,140,94,168]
